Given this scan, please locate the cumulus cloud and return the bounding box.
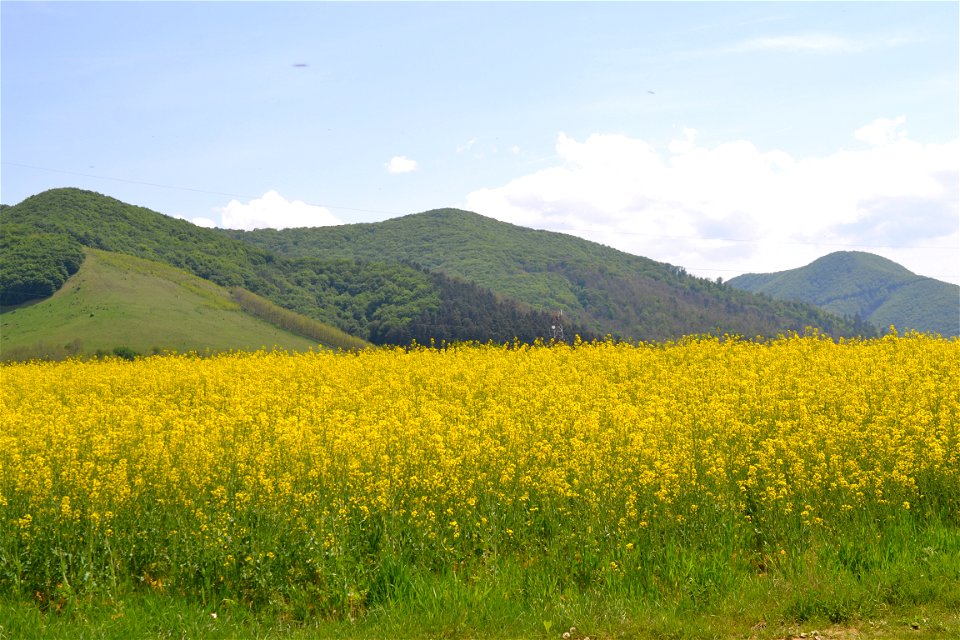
[171,213,218,228]
[216,190,342,231]
[385,155,418,174]
[190,217,218,228]
[854,116,908,146]
[463,122,959,284]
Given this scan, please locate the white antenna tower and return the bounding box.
[551,309,565,341]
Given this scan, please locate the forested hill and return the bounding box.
[728,251,959,337]
[3,189,869,345]
[222,208,870,339]
[0,188,591,346]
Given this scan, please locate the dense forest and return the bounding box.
[1,189,594,345]
[729,251,958,336]
[223,207,873,339]
[0,224,85,306]
[2,188,884,352]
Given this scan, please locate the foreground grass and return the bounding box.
[3,518,958,639]
[2,586,958,640]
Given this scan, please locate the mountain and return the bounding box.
[0,188,593,349]
[727,251,959,336]
[1,248,368,360]
[220,208,870,339]
[1,189,872,353]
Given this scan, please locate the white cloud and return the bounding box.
[854,116,908,146]
[668,128,698,155]
[190,217,218,228]
[171,213,218,228]
[457,138,478,154]
[216,190,342,231]
[735,34,863,53]
[385,155,418,174]
[463,122,959,284]
[724,33,919,55]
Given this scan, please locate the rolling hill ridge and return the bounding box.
[727,251,959,336]
[221,208,870,339]
[1,189,591,352]
[2,188,876,357]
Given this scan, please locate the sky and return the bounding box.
[2,1,958,285]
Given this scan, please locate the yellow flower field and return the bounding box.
[1,332,958,620]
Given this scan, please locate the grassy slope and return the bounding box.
[1,189,581,344]
[728,251,959,336]
[223,209,863,339]
[0,249,331,359]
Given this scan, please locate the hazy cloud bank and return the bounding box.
[464,118,959,283]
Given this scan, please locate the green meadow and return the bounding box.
[0,249,365,360]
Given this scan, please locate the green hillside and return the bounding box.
[2,188,876,345]
[0,224,85,306]
[1,188,590,346]
[1,187,285,293]
[0,249,366,360]
[727,251,959,336]
[223,208,870,339]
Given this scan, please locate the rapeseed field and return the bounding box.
[1,332,958,636]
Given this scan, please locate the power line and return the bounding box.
[3,161,253,199]
[5,160,957,266]
[1,161,406,217]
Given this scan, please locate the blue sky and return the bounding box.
[3,1,958,284]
